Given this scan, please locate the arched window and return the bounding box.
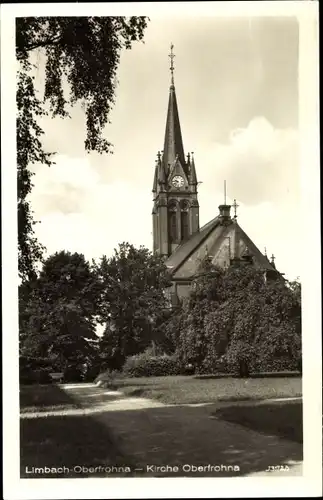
[168,201,177,243]
[180,200,190,241]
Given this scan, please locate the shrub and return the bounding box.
[63,365,84,383]
[122,351,182,377]
[83,362,102,382]
[252,356,299,373]
[20,368,54,385]
[19,356,54,385]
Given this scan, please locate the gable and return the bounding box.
[234,225,275,270]
[168,158,188,184]
[165,216,220,275]
[174,223,229,278]
[167,217,277,279]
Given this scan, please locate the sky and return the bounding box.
[29,16,300,280]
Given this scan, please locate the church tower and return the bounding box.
[152,44,200,257]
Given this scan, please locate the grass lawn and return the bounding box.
[20,412,143,478]
[214,400,303,443]
[20,376,302,413]
[20,383,124,413]
[103,375,302,405]
[20,384,82,413]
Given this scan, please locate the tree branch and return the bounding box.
[17,34,62,59]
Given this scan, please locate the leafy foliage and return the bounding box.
[17,69,53,281]
[16,16,148,280]
[19,243,301,382]
[19,243,173,382]
[93,243,172,369]
[155,307,185,355]
[19,251,101,376]
[177,266,226,371]
[19,356,54,385]
[169,264,302,376]
[122,350,182,378]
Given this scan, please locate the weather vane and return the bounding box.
[169,43,175,84]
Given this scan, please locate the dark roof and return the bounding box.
[165,215,221,273]
[166,216,279,276]
[162,84,187,176]
[236,225,277,271]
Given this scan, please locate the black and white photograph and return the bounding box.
[1,2,321,499]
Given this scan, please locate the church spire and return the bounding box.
[188,152,197,185]
[162,43,186,175]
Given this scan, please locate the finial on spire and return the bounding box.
[169,43,175,85]
[270,253,276,269]
[224,180,227,205]
[232,199,239,219]
[264,246,267,257]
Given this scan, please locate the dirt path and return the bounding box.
[68,384,303,477]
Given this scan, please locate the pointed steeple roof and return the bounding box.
[156,150,166,186]
[188,152,197,185]
[152,158,158,193]
[162,44,186,175]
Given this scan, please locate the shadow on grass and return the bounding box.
[21,414,144,478]
[20,384,77,410]
[21,385,303,479]
[214,400,303,443]
[20,383,124,413]
[20,384,141,478]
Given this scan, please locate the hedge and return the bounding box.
[122,352,182,377]
[191,353,300,377]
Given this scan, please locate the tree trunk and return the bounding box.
[239,359,250,378]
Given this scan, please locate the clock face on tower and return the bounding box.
[171,175,184,188]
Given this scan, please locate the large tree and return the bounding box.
[19,250,101,376]
[16,16,148,281]
[175,263,302,376]
[93,243,172,369]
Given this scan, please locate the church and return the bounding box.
[152,45,281,305]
